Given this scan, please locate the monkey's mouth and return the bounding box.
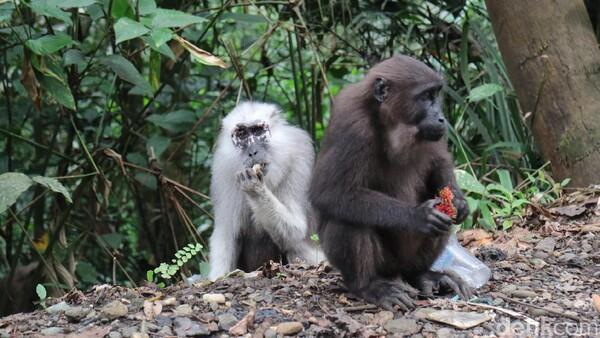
[417,126,446,142]
[245,159,269,176]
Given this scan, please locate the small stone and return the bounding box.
[203,293,226,304]
[174,304,193,316]
[275,321,304,335]
[384,318,421,336]
[120,326,138,337]
[101,300,128,319]
[156,326,173,336]
[131,333,149,338]
[161,297,177,306]
[303,290,312,297]
[371,311,394,325]
[436,327,455,338]
[65,306,91,321]
[108,332,122,338]
[264,328,277,338]
[533,251,549,259]
[413,308,436,320]
[535,237,556,253]
[174,317,210,336]
[218,313,238,330]
[41,327,63,335]
[46,301,71,315]
[511,289,537,298]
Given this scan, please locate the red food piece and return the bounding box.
[435,186,457,219]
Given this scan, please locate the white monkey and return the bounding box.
[208,101,322,280]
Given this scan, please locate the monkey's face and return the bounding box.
[231,121,272,170]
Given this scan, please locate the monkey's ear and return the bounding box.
[373,77,388,103]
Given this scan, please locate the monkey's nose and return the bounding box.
[248,150,258,157]
[438,118,445,123]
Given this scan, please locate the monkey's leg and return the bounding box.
[414,270,473,300]
[208,220,241,280]
[321,222,418,311]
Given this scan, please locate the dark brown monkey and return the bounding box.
[309,55,471,310]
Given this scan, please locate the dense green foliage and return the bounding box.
[0,0,573,304]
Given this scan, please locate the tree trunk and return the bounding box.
[485,0,600,187]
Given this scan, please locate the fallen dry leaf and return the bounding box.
[174,35,228,68]
[228,307,255,336]
[426,310,492,329]
[143,300,162,320]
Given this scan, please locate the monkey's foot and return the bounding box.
[356,278,419,312]
[415,270,473,300]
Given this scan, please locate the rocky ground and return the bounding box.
[1,190,599,337]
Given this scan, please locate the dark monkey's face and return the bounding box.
[371,56,447,149]
[231,120,271,170]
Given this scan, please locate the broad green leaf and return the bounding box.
[0,2,14,24]
[36,284,47,300]
[139,0,156,15]
[31,176,73,203]
[221,12,267,24]
[497,169,513,192]
[114,18,149,44]
[75,261,99,284]
[151,9,205,28]
[478,200,495,229]
[63,49,86,66]
[101,233,124,249]
[111,0,132,19]
[53,0,97,8]
[99,55,152,95]
[143,36,175,60]
[0,173,34,214]
[147,110,196,133]
[134,172,157,190]
[149,28,173,48]
[38,74,76,110]
[468,83,503,102]
[25,33,75,55]
[454,169,485,195]
[29,0,72,25]
[146,270,154,282]
[149,50,160,91]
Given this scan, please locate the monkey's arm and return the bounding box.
[311,145,443,231]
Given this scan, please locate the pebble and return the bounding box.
[174,317,210,336]
[45,301,70,315]
[65,306,91,321]
[275,321,304,335]
[40,327,63,335]
[218,313,238,330]
[436,327,456,338]
[203,293,226,304]
[108,332,122,338]
[511,289,537,298]
[120,325,138,337]
[101,300,128,319]
[371,311,394,325]
[535,237,556,253]
[156,326,173,336]
[131,333,149,338]
[384,318,421,336]
[264,328,277,338]
[174,304,193,316]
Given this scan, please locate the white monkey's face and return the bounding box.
[231,120,272,170]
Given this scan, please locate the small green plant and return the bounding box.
[36,283,47,308]
[148,243,203,287]
[455,166,569,230]
[310,233,319,243]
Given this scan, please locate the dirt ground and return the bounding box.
[1,190,599,337]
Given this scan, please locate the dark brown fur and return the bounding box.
[310,55,470,310]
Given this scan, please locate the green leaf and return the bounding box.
[0,2,15,24]
[114,17,150,44]
[139,0,156,15]
[31,176,73,203]
[36,284,47,300]
[478,200,495,229]
[134,172,157,190]
[150,9,205,28]
[454,169,485,195]
[54,0,97,8]
[75,261,99,284]
[0,173,34,214]
[149,28,173,48]
[468,83,503,102]
[38,74,76,110]
[29,0,72,25]
[111,0,132,19]
[99,55,152,95]
[25,33,75,55]
[63,49,86,67]
[147,135,170,159]
[221,12,267,24]
[502,219,513,230]
[101,233,124,249]
[497,169,513,192]
[143,36,175,60]
[146,110,196,133]
[146,270,154,282]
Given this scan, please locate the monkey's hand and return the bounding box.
[237,167,265,196]
[452,189,469,224]
[415,199,452,236]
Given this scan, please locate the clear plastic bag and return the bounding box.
[431,234,491,289]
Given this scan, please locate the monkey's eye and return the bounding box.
[249,125,266,136]
[235,128,248,139]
